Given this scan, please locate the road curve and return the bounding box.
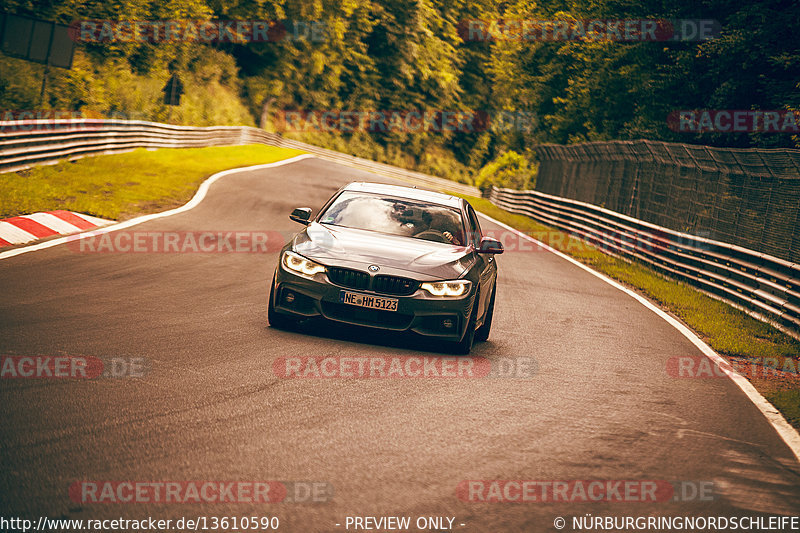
[1,158,799,531]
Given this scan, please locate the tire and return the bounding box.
[452,291,479,354]
[474,286,496,342]
[268,274,298,330]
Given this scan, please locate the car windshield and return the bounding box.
[319,191,466,246]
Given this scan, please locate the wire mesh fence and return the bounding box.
[533,140,800,263]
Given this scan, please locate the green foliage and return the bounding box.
[0,44,254,125]
[2,0,799,184]
[487,0,800,149]
[474,150,535,191]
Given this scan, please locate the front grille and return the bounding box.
[327,267,370,290]
[373,275,419,296]
[327,267,419,296]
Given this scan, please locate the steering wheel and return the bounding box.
[414,229,451,244]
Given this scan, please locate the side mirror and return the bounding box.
[290,207,312,225]
[478,236,504,254]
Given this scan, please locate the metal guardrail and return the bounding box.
[532,140,800,264]
[0,119,479,196]
[490,186,800,335]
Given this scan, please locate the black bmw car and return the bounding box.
[268,182,504,353]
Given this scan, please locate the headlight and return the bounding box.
[282,251,326,279]
[420,280,471,298]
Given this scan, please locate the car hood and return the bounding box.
[292,223,472,279]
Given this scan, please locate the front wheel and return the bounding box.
[474,286,496,342]
[268,274,298,330]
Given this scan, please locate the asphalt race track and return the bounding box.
[1,158,799,531]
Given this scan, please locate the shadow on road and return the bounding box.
[264,317,495,356]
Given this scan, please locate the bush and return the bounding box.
[474,151,536,192]
[0,48,254,127]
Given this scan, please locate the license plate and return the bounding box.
[339,291,398,312]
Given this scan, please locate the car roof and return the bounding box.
[341,182,463,209]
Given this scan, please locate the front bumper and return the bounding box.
[272,267,475,340]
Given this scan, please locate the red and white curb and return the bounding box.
[0,211,113,248]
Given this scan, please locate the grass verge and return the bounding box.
[457,194,800,431]
[0,145,305,220]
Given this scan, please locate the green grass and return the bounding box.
[765,390,800,429]
[456,194,800,430]
[0,145,305,221]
